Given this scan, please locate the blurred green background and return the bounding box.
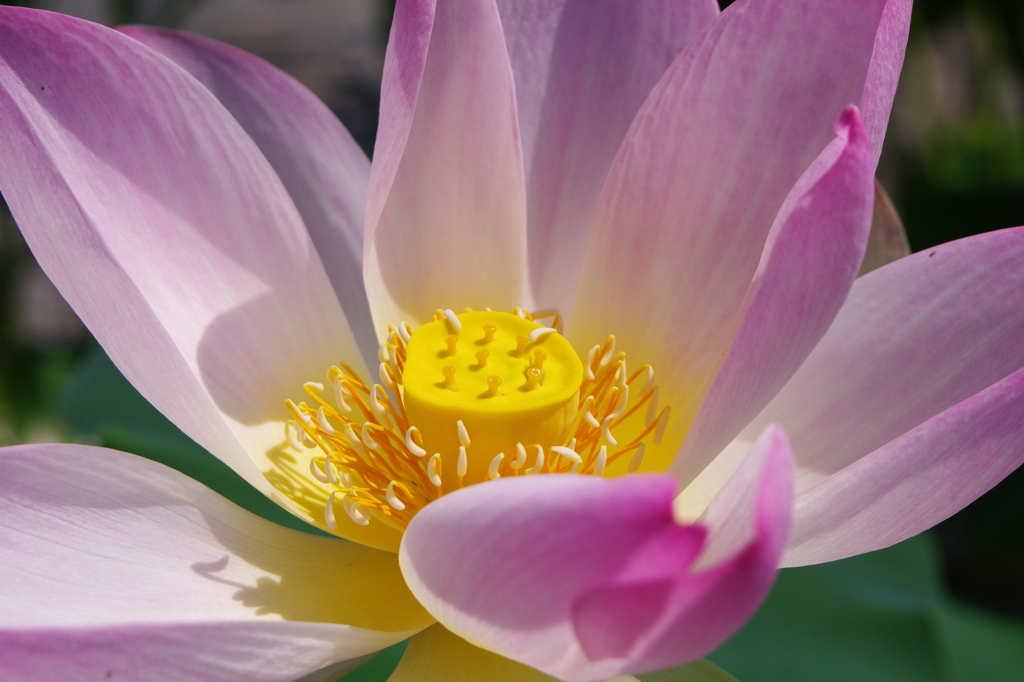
[0,1,1021,680]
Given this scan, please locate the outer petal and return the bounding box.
[386,625,635,682]
[671,108,875,483]
[495,0,718,314]
[0,8,368,526]
[567,0,910,471]
[118,26,378,364]
[398,426,793,681]
[738,227,1024,564]
[364,0,527,336]
[0,444,432,682]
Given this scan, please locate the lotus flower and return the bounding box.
[1,1,1022,681]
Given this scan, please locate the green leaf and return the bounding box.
[339,641,409,682]
[934,600,1024,682]
[637,658,739,682]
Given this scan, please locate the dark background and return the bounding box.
[0,1,1021,680]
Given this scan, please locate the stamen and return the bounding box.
[524,445,545,475]
[475,350,489,369]
[428,453,443,487]
[511,442,527,470]
[638,366,655,397]
[286,421,305,451]
[304,381,324,393]
[583,397,600,428]
[457,419,471,447]
[386,481,406,511]
[443,309,462,331]
[482,324,497,343]
[323,455,339,484]
[485,375,503,397]
[594,445,608,476]
[551,446,582,473]
[398,321,412,343]
[361,423,381,450]
[333,377,352,412]
[488,453,504,480]
[370,384,390,417]
[441,365,458,390]
[345,423,366,454]
[309,456,330,483]
[324,491,338,530]
[316,406,336,436]
[343,493,370,526]
[601,415,618,446]
[585,345,600,380]
[378,343,388,363]
[628,443,646,472]
[612,385,629,419]
[529,327,558,343]
[405,426,427,457]
[379,362,397,389]
[457,446,468,481]
[599,336,617,368]
[524,366,542,391]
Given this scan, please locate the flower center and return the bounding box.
[284,308,671,540]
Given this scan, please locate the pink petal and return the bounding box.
[671,108,875,483]
[0,9,364,498]
[496,0,719,314]
[739,226,1024,564]
[398,426,792,681]
[567,0,910,469]
[783,366,1024,566]
[0,444,432,682]
[364,0,527,335]
[118,26,378,363]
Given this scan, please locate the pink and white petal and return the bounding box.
[670,108,875,483]
[858,180,910,276]
[745,226,1024,487]
[0,444,432,682]
[365,0,527,336]
[782,366,1024,566]
[118,26,378,363]
[567,0,910,472]
[0,9,364,507]
[398,426,792,681]
[495,0,719,314]
[386,625,626,682]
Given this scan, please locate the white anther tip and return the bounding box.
[386,481,406,511]
[601,415,618,446]
[343,494,370,526]
[316,407,336,436]
[529,327,558,343]
[595,446,608,476]
[524,445,545,475]
[457,446,468,477]
[309,456,330,483]
[304,381,325,392]
[551,446,582,464]
[443,309,462,331]
[488,453,504,480]
[456,420,471,447]
[428,453,443,487]
[324,491,338,530]
[654,407,671,445]
[398,322,413,343]
[511,442,527,469]
[405,426,427,457]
